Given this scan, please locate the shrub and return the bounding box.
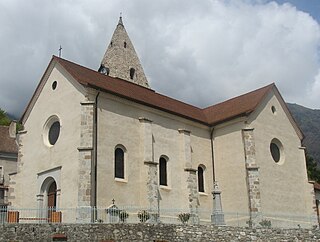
[246,220,253,228]
[119,210,129,223]
[259,219,271,228]
[137,210,150,223]
[178,213,190,224]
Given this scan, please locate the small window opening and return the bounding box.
[52,81,57,90]
[159,157,167,186]
[130,68,135,80]
[115,148,125,179]
[124,42,127,48]
[198,166,204,192]
[98,65,110,75]
[105,67,110,76]
[271,106,276,114]
[110,41,113,47]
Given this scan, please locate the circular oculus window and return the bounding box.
[270,138,284,164]
[48,121,60,145]
[43,116,61,146]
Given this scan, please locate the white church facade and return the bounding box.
[9,17,316,227]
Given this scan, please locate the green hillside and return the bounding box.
[287,103,320,165]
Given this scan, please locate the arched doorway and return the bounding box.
[37,170,62,223]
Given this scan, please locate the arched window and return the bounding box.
[115,147,125,179]
[124,42,127,48]
[98,65,110,75]
[159,157,167,186]
[198,166,205,192]
[130,68,135,80]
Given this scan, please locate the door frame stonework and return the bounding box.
[37,167,61,218]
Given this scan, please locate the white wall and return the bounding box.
[11,63,85,210]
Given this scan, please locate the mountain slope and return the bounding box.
[287,103,320,164]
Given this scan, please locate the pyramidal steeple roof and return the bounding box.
[99,16,150,88]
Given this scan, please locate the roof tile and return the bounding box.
[0,126,18,153]
[203,84,274,125]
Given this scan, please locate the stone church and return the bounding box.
[9,17,316,227]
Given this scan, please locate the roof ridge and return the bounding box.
[55,56,155,92]
[54,55,102,77]
[56,56,204,111]
[203,83,274,111]
[26,56,278,127]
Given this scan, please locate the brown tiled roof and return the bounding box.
[0,126,18,153]
[203,84,274,125]
[53,56,275,126]
[54,57,208,124]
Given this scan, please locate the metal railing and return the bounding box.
[0,206,317,229]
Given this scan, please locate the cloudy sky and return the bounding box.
[1,0,320,118]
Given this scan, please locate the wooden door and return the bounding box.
[48,182,57,222]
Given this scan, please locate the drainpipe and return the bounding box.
[210,128,215,182]
[91,92,100,222]
[210,127,225,225]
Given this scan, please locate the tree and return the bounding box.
[306,154,320,183]
[0,108,11,126]
[0,108,23,131]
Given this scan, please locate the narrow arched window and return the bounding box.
[124,42,127,48]
[198,166,204,192]
[159,157,167,186]
[115,147,125,179]
[130,68,135,80]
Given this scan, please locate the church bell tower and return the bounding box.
[99,16,150,88]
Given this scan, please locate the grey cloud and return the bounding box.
[0,0,319,118]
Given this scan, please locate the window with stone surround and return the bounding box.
[270,138,284,164]
[115,146,126,179]
[43,116,61,147]
[130,68,135,80]
[159,157,168,186]
[198,165,205,192]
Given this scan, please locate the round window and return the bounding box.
[49,121,60,145]
[52,81,57,90]
[270,143,280,162]
[43,116,61,146]
[270,138,284,164]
